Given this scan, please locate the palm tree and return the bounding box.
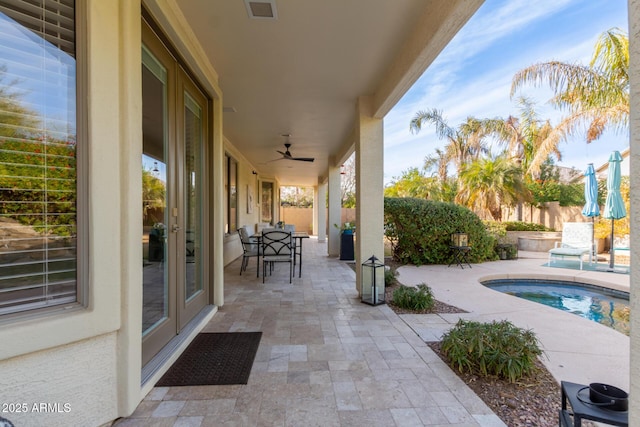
[423,147,449,182]
[456,155,530,221]
[511,27,628,147]
[409,109,491,173]
[489,96,561,177]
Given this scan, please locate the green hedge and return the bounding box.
[384,197,496,265]
[0,138,77,236]
[502,221,554,232]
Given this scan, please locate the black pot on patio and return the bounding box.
[340,230,354,261]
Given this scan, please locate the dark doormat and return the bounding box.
[156,332,262,386]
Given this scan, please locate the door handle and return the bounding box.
[172,224,181,233]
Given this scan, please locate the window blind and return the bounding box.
[0,0,74,57]
[0,0,77,315]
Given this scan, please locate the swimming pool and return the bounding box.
[482,279,630,335]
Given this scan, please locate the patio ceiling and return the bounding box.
[174,0,483,186]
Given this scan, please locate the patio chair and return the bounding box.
[238,228,260,277]
[613,234,630,262]
[262,229,294,283]
[548,222,593,270]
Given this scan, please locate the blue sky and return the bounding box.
[383,0,629,184]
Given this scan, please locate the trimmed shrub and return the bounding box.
[440,319,543,383]
[392,284,434,311]
[502,221,554,232]
[384,197,496,265]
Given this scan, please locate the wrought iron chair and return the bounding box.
[261,229,294,283]
[238,228,260,276]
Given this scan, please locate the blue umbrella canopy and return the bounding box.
[582,163,600,217]
[603,151,626,220]
[603,150,626,269]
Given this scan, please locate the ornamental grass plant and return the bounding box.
[440,319,543,383]
[391,284,434,311]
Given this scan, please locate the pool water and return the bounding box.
[482,279,630,335]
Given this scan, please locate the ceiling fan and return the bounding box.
[276,143,314,162]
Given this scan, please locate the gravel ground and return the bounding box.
[428,341,563,427]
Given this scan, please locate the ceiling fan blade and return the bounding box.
[261,157,285,164]
[276,142,312,161]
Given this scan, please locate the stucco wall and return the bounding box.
[0,333,118,427]
[0,1,132,425]
[278,207,355,236]
[501,202,586,231]
[222,139,266,266]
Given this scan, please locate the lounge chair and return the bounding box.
[548,222,593,270]
[613,234,630,261]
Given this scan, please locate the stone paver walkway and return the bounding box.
[115,237,505,426]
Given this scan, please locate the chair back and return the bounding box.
[242,224,254,238]
[262,230,292,257]
[238,228,257,253]
[561,222,592,250]
[238,227,251,243]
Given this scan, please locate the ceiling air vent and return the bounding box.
[244,0,278,20]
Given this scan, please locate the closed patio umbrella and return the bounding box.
[582,163,599,259]
[603,151,626,269]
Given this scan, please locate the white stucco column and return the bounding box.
[315,183,327,242]
[117,0,143,416]
[327,164,342,256]
[628,1,639,424]
[212,100,225,307]
[355,96,384,294]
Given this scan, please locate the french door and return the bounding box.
[141,20,209,365]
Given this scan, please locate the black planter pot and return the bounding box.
[340,232,354,260]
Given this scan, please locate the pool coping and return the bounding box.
[478,272,630,294]
[396,251,630,391]
[480,275,630,300]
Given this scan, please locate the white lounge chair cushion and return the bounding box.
[548,247,589,256]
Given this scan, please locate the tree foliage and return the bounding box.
[280,186,314,207]
[0,68,77,236]
[511,28,629,146]
[399,28,629,224]
[456,155,530,220]
[340,155,356,208]
[409,109,491,172]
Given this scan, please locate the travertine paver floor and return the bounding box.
[114,237,505,427]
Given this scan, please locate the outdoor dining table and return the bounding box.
[251,231,309,278]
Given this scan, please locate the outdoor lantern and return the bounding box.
[361,255,385,306]
[451,232,468,247]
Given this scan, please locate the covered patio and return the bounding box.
[116,238,505,426]
[2,2,640,426]
[117,242,631,426]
